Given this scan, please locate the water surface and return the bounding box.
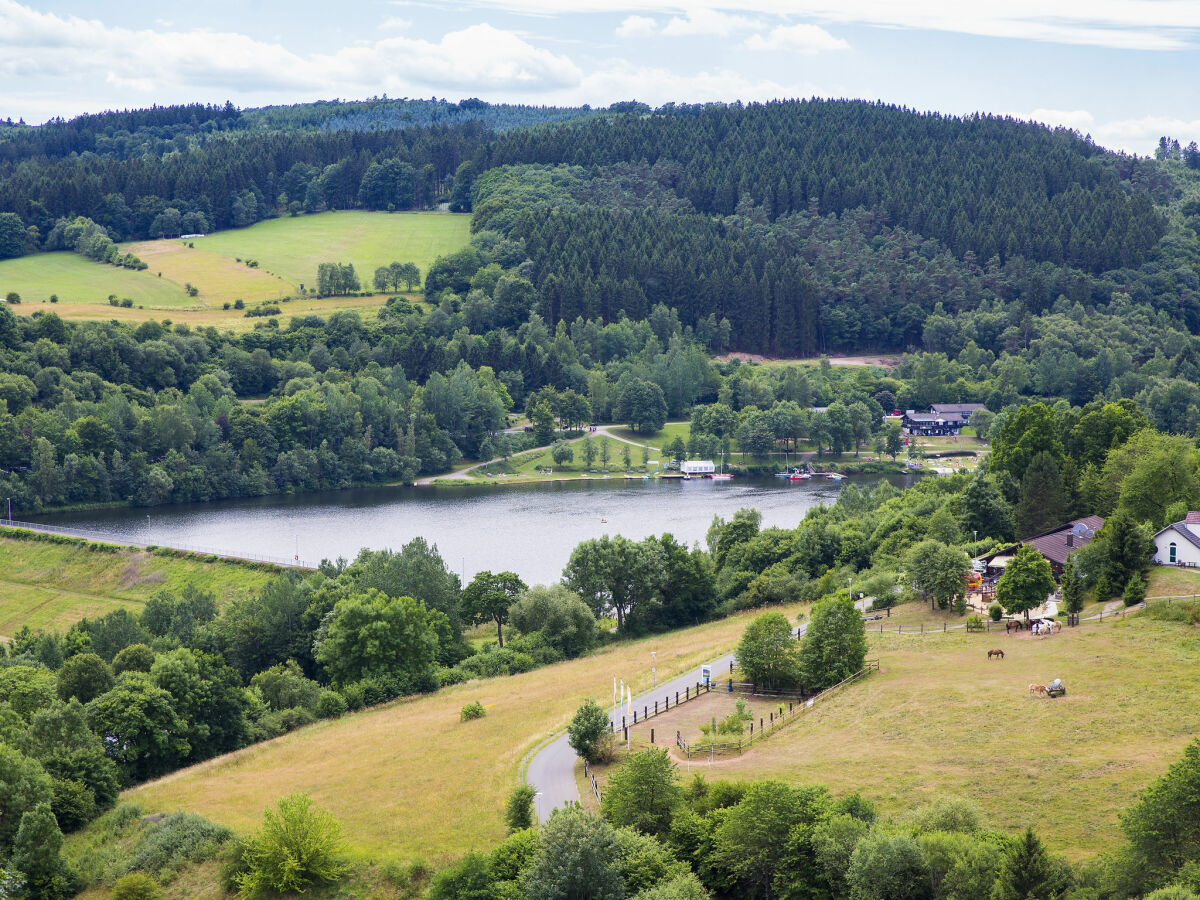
[36,475,912,584]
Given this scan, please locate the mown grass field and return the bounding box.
[156,210,469,290]
[0,211,469,324]
[0,252,193,306]
[0,531,277,637]
[593,611,1200,860]
[122,602,802,864]
[1146,564,1200,598]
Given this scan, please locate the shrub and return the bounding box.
[236,793,349,897]
[49,294,57,303]
[315,690,347,719]
[233,299,245,310]
[120,298,132,308]
[110,872,164,900]
[568,698,611,764]
[965,615,986,632]
[1124,572,1147,607]
[460,701,486,722]
[5,292,19,304]
[505,784,536,832]
[988,602,1004,621]
[126,811,233,879]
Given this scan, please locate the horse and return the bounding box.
[1005,620,1024,634]
[1051,621,1062,633]
[1028,683,1049,697]
[987,648,1005,659]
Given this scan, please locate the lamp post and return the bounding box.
[973,530,978,560]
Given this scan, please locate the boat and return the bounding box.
[827,472,846,481]
[789,471,811,481]
[712,451,733,481]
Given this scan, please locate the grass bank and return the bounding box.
[0,530,277,636]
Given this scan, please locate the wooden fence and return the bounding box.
[675,660,880,759]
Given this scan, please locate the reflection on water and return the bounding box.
[36,475,913,585]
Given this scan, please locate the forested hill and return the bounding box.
[1,97,1196,357]
[484,100,1166,274]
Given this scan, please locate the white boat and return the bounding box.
[712,451,734,481]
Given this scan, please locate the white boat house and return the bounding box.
[681,460,716,475]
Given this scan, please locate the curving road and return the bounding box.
[527,605,864,821]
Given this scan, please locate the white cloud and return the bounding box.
[743,23,849,53]
[457,1,1200,51]
[323,24,582,92]
[561,60,819,107]
[1093,115,1200,155]
[0,1,582,119]
[1006,108,1200,155]
[616,14,657,37]
[380,16,413,31]
[661,9,761,36]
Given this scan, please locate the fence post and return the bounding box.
[622,716,626,729]
[686,686,689,700]
[651,728,654,744]
[655,701,658,714]
[729,660,733,672]
[760,717,764,730]
[644,706,647,719]
[728,678,733,692]
[676,691,679,704]
[633,710,638,724]
[944,622,946,632]
[624,726,628,741]
[610,722,614,732]
[770,712,774,724]
[750,722,753,736]
[887,606,891,617]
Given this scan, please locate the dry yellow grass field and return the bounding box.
[590,613,1200,860]
[125,603,801,864]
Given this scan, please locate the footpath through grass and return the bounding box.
[0,531,276,636]
[123,603,802,863]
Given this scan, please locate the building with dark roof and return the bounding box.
[902,403,986,436]
[979,516,1104,578]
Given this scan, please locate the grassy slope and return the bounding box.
[123,603,800,864]
[0,210,469,322]
[0,532,276,636]
[161,210,470,289]
[0,252,192,306]
[1146,565,1200,598]
[607,615,1199,860]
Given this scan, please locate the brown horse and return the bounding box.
[1005,620,1024,634]
[987,649,1005,659]
[1028,683,1049,697]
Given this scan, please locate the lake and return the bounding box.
[33,475,914,585]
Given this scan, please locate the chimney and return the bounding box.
[1066,532,1074,548]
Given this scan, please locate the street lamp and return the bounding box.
[973,530,978,559]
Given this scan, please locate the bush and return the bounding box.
[505,785,536,832]
[1124,572,1147,607]
[233,299,245,310]
[5,292,19,304]
[244,305,281,318]
[315,690,347,719]
[235,793,349,897]
[1140,600,1200,625]
[568,698,612,765]
[110,872,165,900]
[126,812,233,879]
[460,701,486,722]
[988,602,1004,621]
[965,615,986,632]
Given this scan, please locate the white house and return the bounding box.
[1152,512,1200,567]
[681,460,716,476]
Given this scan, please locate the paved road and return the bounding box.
[529,644,745,821]
[528,604,865,821]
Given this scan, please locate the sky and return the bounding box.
[1,0,1197,155]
